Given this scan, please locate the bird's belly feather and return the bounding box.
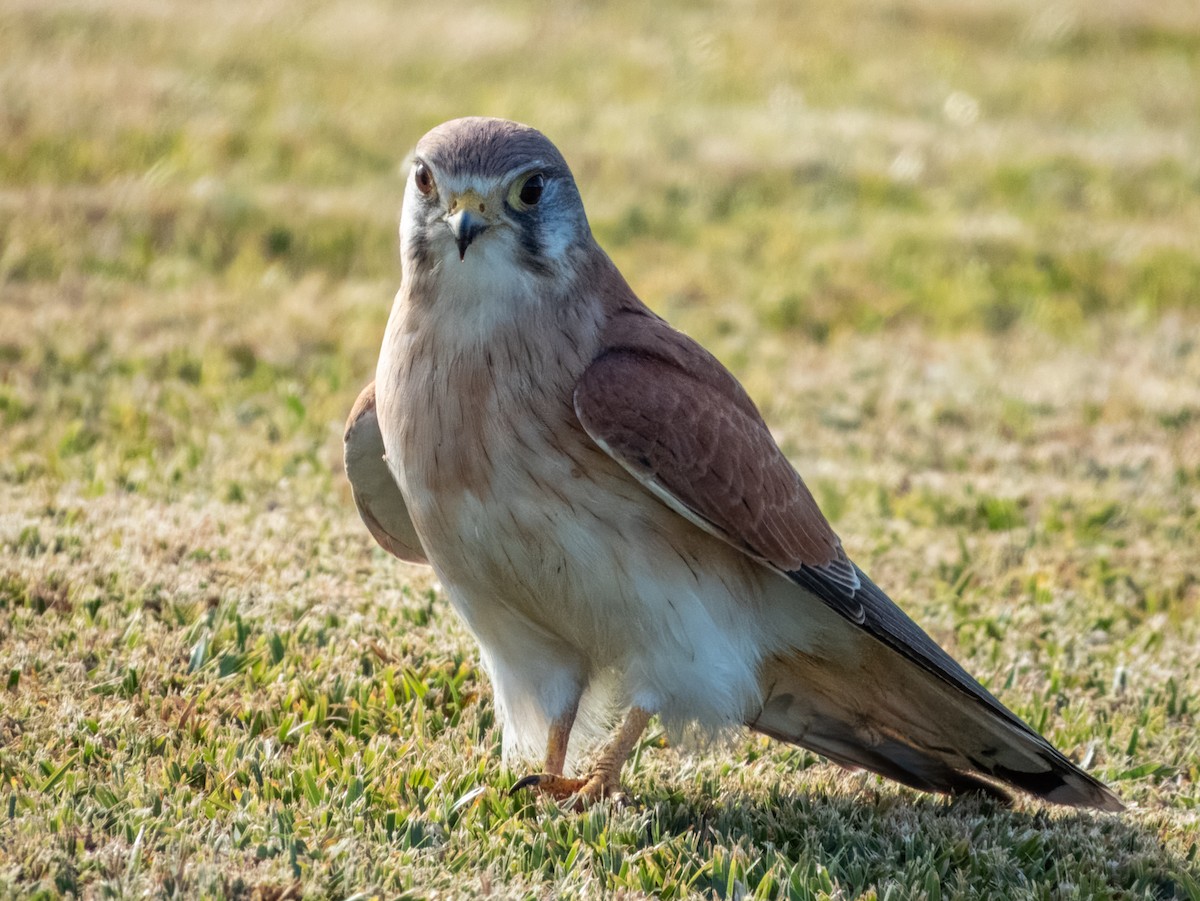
[395,390,780,754]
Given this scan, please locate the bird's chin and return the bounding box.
[423,238,544,320]
[438,239,500,277]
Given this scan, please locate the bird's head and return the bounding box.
[400,118,592,292]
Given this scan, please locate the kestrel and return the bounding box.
[355,117,1121,811]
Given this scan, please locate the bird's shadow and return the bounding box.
[519,778,1195,897]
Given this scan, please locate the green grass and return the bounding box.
[1,0,1199,897]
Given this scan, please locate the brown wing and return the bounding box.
[574,309,1122,811]
[573,308,1015,691]
[344,382,428,565]
[573,308,864,611]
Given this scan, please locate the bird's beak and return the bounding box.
[445,190,492,261]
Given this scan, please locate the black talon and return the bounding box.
[511,774,543,795]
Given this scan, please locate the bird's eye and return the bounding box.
[414,161,435,196]
[515,172,544,208]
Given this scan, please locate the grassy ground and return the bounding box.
[2,0,1199,897]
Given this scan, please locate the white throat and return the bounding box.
[407,245,543,353]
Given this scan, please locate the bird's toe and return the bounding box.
[511,772,628,809]
[511,773,587,800]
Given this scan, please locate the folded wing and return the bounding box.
[344,382,428,565]
[573,308,1121,811]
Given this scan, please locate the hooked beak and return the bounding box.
[445,190,493,261]
[447,210,489,261]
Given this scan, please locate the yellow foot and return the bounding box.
[511,772,627,808]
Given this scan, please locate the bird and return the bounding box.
[358,116,1122,811]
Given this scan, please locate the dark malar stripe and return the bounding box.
[517,223,553,277]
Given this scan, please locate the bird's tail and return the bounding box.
[748,650,1123,811]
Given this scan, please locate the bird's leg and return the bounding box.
[510,699,579,798]
[543,699,578,776]
[513,706,652,806]
[577,706,652,800]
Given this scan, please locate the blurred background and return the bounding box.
[1,0,1198,896]
[2,0,1197,495]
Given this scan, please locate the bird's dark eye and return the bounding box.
[414,161,435,196]
[518,173,544,206]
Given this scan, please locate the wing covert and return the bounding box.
[572,312,1081,749]
[573,317,846,579]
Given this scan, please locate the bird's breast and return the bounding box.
[377,307,778,721]
[383,318,622,599]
